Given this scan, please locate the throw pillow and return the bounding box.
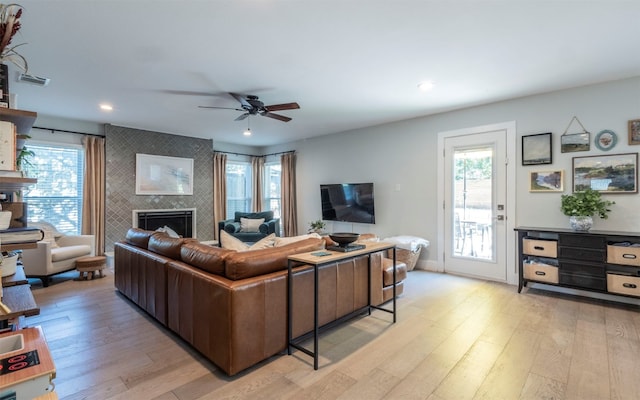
[156,225,180,238]
[249,233,276,250]
[240,218,265,233]
[220,231,276,251]
[30,221,63,249]
[274,232,321,247]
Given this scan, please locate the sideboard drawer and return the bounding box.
[559,272,606,291]
[607,245,640,267]
[560,261,604,278]
[559,247,605,262]
[523,239,557,258]
[559,234,605,249]
[607,273,640,297]
[524,262,559,284]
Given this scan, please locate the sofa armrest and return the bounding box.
[20,241,53,276]
[223,221,241,233]
[262,218,280,236]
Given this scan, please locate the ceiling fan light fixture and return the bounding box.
[243,116,251,136]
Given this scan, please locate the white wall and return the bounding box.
[30,76,640,267]
[265,76,640,266]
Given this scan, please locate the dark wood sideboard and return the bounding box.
[515,227,640,302]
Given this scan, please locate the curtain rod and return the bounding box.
[33,126,105,138]
[213,150,295,158]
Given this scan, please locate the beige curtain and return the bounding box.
[81,136,106,255]
[213,152,227,240]
[281,152,297,236]
[251,156,264,212]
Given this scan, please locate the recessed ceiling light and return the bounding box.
[100,103,113,111]
[417,81,434,92]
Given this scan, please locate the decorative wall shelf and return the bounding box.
[0,176,37,191]
[0,108,37,134]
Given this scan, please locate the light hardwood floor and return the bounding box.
[24,268,640,400]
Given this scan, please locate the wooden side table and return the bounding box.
[75,256,106,280]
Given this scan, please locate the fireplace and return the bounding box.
[133,208,196,238]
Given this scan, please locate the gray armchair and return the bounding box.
[218,211,280,243]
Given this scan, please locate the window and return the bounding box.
[225,161,251,219]
[263,161,281,219]
[23,143,85,235]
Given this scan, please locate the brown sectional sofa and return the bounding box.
[114,228,406,375]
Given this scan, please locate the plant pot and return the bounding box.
[0,252,18,277]
[0,211,11,230]
[569,216,593,231]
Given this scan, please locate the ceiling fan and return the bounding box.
[198,93,300,122]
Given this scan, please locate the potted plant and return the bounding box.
[16,144,35,175]
[308,219,326,234]
[560,188,615,231]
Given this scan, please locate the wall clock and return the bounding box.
[595,129,617,151]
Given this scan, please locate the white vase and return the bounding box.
[569,216,593,231]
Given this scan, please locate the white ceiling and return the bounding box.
[10,0,640,146]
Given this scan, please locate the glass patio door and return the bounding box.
[443,129,507,281]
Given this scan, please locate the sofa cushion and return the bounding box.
[126,228,156,249]
[225,237,325,280]
[240,217,264,233]
[274,233,322,247]
[148,233,191,259]
[51,245,92,262]
[220,231,275,251]
[180,241,234,275]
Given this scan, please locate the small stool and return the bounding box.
[76,255,106,280]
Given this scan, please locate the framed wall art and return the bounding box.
[522,132,552,165]
[135,153,194,195]
[629,119,640,145]
[529,170,563,192]
[572,153,638,193]
[594,129,617,151]
[560,132,590,153]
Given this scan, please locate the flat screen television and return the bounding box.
[320,182,375,224]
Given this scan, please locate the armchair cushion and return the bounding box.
[240,217,264,233]
[51,245,92,262]
[233,211,273,222]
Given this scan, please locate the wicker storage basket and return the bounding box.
[387,246,422,271]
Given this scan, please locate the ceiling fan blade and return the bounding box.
[198,106,245,111]
[235,113,250,121]
[262,112,292,122]
[229,92,251,108]
[159,89,226,97]
[264,102,300,112]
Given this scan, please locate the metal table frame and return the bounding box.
[287,242,397,370]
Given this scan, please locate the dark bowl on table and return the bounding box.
[329,232,360,247]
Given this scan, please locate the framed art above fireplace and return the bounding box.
[135,153,194,195]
